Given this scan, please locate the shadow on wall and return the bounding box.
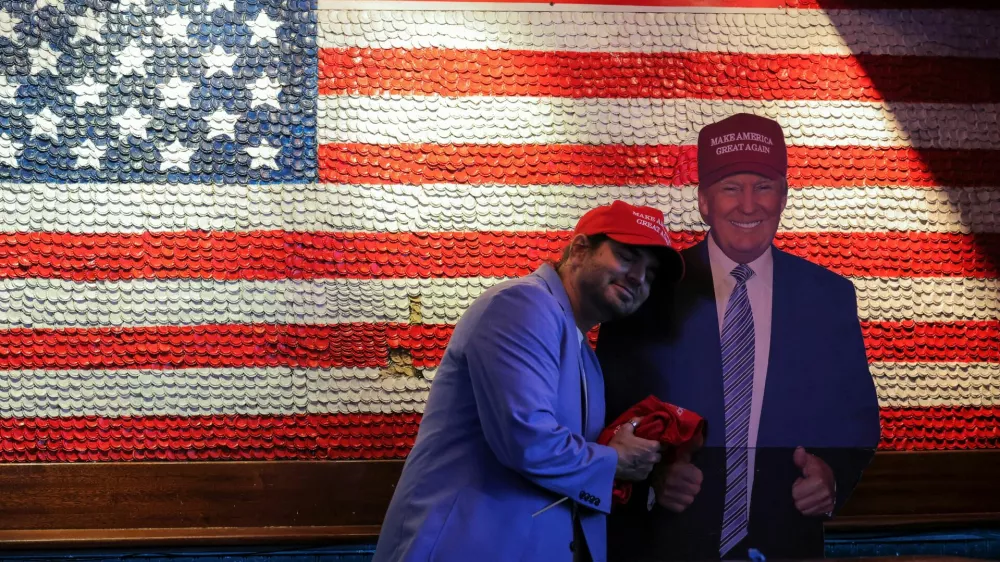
[820,4,1000,273]
[817,2,1000,450]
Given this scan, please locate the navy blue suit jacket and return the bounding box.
[374,264,617,562]
[596,239,881,561]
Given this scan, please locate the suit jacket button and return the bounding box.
[569,541,575,552]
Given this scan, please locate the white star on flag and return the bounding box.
[114,107,152,140]
[0,9,21,42]
[246,141,281,170]
[112,41,152,76]
[73,75,108,107]
[247,11,281,45]
[116,0,147,10]
[158,75,195,109]
[159,139,196,171]
[71,8,107,43]
[0,133,21,167]
[202,45,237,77]
[206,0,235,11]
[156,11,190,44]
[250,76,281,109]
[33,0,64,10]
[205,108,240,139]
[71,139,106,169]
[29,106,62,141]
[29,41,61,75]
[0,76,18,104]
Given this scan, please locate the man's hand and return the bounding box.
[653,437,703,512]
[792,446,836,516]
[608,417,662,481]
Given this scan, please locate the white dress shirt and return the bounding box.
[577,327,588,426]
[706,234,774,515]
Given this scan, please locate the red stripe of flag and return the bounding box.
[0,324,450,370]
[372,0,1000,9]
[776,232,1000,278]
[425,0,789,7]
[319,143,999,188]
[880,406,1000,451]
[0,406,994,462]
[321,49,1000,104]
[0,324,410,370]
[0,321,993,370]
[861,321,1000,363]
[0,413,421,462]
[0,231,995,281]
[790,0,1000,8]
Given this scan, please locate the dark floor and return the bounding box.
[3,531,1000,562]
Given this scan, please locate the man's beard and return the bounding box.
[579,273,636,322]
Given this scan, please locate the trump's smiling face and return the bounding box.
[699,172,787,264]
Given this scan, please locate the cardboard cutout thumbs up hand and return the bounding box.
[673,430,703,464]
[791,446,836,516]
[654,432,704,513]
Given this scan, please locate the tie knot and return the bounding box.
[731,264,754,284]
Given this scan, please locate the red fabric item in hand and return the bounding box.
[597,395,707,505]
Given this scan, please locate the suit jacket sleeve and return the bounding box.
[813,280,882,513]
[464,284,618,513]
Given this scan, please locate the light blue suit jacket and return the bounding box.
[373,263,618,562]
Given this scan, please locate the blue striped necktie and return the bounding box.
[720,264,755,558]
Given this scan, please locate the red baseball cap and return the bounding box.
[574,200,685,281]
[698,113,787,188]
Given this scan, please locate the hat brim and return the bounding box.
[701,161,785,188]
[605,232,685,283]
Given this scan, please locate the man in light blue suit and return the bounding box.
[373,201,687,562]
[597,114,881,561]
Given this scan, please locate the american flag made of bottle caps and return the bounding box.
[0,0,999,462]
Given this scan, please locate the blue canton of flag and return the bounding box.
[0,0,316,183]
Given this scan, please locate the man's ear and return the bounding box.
[697,185,711,224]
[568,233,592,258]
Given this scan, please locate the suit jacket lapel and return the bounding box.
[675,240,727,447]
[581,346,606,440]
[758,247,792,448]
[534,263,594,436]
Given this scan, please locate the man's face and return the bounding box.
[698,172,787,264]
[576,238,661,321]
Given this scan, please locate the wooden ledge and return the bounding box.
[0,527,380,550]
[0,451,996,548]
